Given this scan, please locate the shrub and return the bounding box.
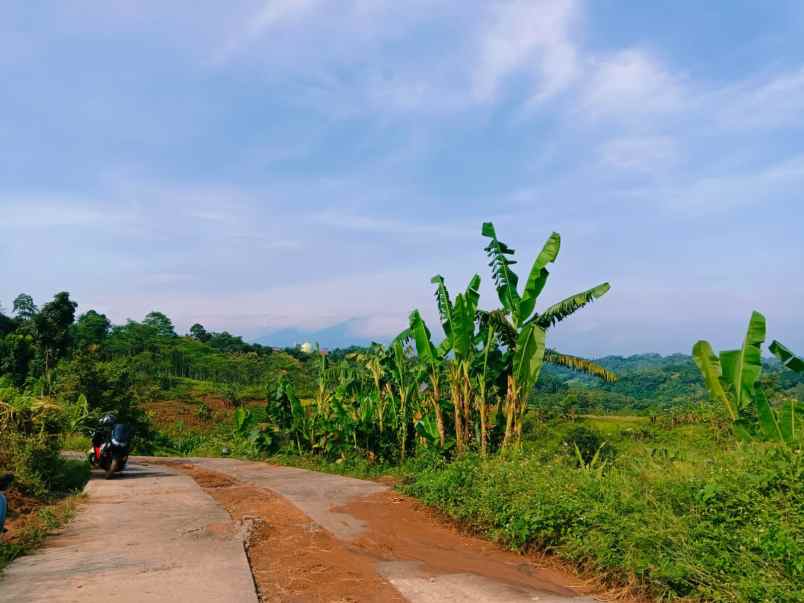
[562,425,616,466]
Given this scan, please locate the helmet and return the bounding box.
[99,413,117,427]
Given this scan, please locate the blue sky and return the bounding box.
[1,1,802,355]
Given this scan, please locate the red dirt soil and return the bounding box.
[143,397,264,430]
[175,463,404,603]
[1,489,44,538]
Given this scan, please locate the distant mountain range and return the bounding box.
[253,319,377,350]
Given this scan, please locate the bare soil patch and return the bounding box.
[173,463,404,603]
[143,398,264,431]
[2,489,45,539]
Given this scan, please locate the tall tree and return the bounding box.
[34,291,78,391]
[12,293,37,320]
[144,311,176,338]
[74,309,112,349]
[189,323,210,342]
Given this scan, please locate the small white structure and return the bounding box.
[300,341,315,354]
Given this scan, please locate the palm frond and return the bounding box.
[545,349,617,383]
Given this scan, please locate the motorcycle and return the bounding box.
[1,473,13,534]
[88,416,132,479]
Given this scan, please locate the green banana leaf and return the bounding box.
[535,283,611,329]
[779,400,798,444]
[518,232,560,323]
[482,222,521,319]
[408,310,438,369]
[464,274,481,320]
[769,340,804,373]
[451,293,474,360]
[544,349,617,383]
[692,340,737,420]
[477,309,517,349]
[719,311,765,411]
[755,388,783,443]
[430,275,454,338]
[512,323,546,392]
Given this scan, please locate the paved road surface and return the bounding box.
[1,458,598,603]
[0,462,256,603]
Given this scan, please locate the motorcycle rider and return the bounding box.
[88,413,117,464]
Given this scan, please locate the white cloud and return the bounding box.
[579,49,685,121]
[598,136,679,173]
[658,154,804,214]
[310,211,474,238]
[0,197,123,228]
[473,0,580,102]
[214,0,324,63]
[716,67,804,130]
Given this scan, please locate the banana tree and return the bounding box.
[407,309,447,448]
[429,273,482,453]
[387,340,418,461]
[480,222,613,448]
[693,312,800,447]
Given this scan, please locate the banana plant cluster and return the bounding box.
[260,222,615,460]
[693,311,802,448]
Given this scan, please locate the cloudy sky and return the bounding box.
[1,1,803,355]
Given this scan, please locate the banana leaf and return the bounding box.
[482,222,521,319]
[719,311,765,411]
[512,323,546,392]
[408,310,438,369]
[769,340,804,373]
[535,283,610,329]
[545,349,617,383]
[693,340,737,420]
[430,275,454,338]
[518,232,560,323]
[451,293,474,360]
[779,400,798,444]
[755,388,783,443]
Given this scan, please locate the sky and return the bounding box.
[1,0,803,356]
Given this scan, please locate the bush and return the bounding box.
[0,432,88,498]
[562,425,616,466]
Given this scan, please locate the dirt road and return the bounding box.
[1,458,599,602]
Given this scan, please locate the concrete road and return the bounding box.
[2,458,599,602]
[0,462,257,603]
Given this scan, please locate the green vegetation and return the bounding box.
[403,419,802,603]
[1,222,802,600]
[694,312,802,449]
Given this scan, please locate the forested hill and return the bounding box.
[2,291,801,419]
[539,352,804,414]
